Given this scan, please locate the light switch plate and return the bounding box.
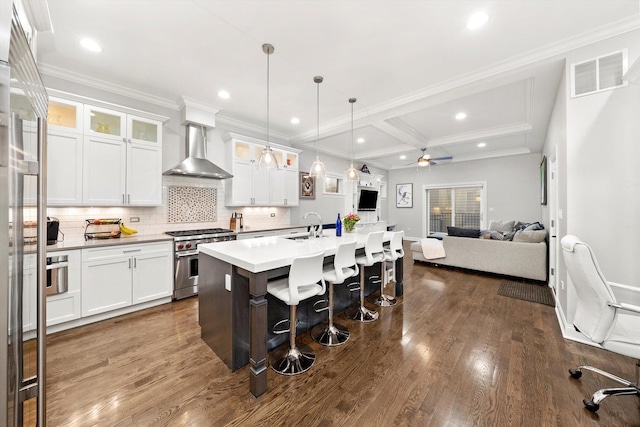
[225,274,231,291]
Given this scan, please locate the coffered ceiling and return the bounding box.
[36,1,640,170]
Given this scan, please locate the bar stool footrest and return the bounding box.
[344,304,379,323]
[269,342,316,375]
[368,293,398,307]
[310,322,350,346]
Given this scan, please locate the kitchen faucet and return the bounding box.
[302,212,322,239]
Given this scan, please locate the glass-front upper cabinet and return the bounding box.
[48,97,83,133]
[127,115,161,145]
[84,104,126,139]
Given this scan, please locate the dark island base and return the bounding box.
[199,253,403,396]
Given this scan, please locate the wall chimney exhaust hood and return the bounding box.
[163,97,233,179]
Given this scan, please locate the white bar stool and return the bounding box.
[311,241,359,346]
[369,231,404,306]
[267,251,326,375]
[345,231,384,322]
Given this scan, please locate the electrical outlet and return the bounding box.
[270,213,275,217]
[130,217,140,223]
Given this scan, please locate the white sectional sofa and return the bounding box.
[410,235,547,281]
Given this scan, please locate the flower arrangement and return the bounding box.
[342,213,360,232]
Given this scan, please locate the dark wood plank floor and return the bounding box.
[43,244,640,426]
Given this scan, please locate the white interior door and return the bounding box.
[549,156,558,292]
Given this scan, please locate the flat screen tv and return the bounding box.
[357,189,378,211]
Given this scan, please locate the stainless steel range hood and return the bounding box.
[163,124,233,179]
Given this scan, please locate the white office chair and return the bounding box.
[561,235,640,413]
[369,231,404,306]
[311,240,359,346]
[267,251,326,375]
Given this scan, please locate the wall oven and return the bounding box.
[166,228,236,300]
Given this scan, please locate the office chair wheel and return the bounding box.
[583,399,599,412]
[569,369,582,379]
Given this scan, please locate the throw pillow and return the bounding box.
[489,220,515,233]
[480,230,492,239]
[447,226,480,238]
[524,221,544,231]
[489,230,505,240]
[513,230,547,243]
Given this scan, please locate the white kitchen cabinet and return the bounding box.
[82,134,128,205]
[48,130,84,205]
[81,242,172,317]
[132,247,173,304]
[48,97,83,134]
[46,249,82,326]
[82,105,162,206]
[224,133,301,207]
[46,98,85,205]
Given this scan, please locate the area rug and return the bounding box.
[497,280,555,307]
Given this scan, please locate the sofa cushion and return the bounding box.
[513,229,547,243]
[489,220,515,233]
[447,226,480,238]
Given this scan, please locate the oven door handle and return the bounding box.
[175,251,199,259]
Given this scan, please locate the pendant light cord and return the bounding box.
[266,48,270,149]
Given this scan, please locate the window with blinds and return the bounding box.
[571,50,627,98]
[427,186,482,234]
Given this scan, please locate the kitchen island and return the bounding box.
[198,230,403,397]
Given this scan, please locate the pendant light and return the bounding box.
[309,76,326,178]
[258,43,279,170]
[346,97,359,182]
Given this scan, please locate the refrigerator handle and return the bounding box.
[36,116,48,425]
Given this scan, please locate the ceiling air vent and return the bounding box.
[571,49,627,98]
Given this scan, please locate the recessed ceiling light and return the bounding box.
[357,137,365,144]
[218,90,230,99]
[80,38,102,53]
[290,117,300,124]
[455,112,467,120]
[466,12,488,30]
[477,142,486,148]
[399,155,406,160]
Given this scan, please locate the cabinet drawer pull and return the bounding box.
[133,258,137,268]
[128,259,132,268]
[123,249,141,253]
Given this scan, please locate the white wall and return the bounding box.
[388,153,543,240]
[564,30,640,287]
[290,150,389,227]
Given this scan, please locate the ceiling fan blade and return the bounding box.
[430,156,453,161]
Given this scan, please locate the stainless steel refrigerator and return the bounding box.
[1,1,49,425]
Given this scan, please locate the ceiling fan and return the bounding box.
[405,148,453,167]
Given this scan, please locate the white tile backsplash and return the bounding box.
[48,176,292,241]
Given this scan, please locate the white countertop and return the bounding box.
[45,234,173,252]
[199,229,392,273]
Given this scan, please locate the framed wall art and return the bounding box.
[396,183,413,208]
[300,172,315,199]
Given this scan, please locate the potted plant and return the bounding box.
[342,213,360,233]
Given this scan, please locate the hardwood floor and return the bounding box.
[44,246,640,426]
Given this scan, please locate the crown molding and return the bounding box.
[427,122,532,148]
[38,63,180,110]
[389,147,531,170]
[354,16,640,122]
[214,114,290,141]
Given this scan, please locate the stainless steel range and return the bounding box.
[166,228,237,299]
